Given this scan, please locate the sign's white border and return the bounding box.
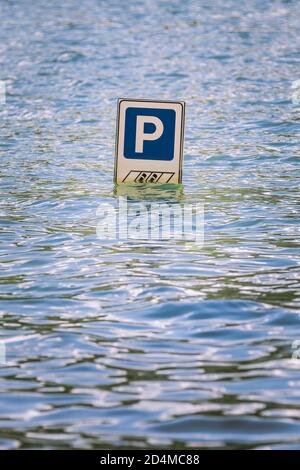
[114,99,185,184]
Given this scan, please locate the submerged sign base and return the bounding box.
[114,99,185,184]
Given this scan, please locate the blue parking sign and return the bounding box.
[124,108,176,161]
[115,99,185,184]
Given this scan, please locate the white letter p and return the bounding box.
[135,115,164,153]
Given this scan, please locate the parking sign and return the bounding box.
[114,99,185,184]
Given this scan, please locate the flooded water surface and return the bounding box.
[0,0,300,449]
